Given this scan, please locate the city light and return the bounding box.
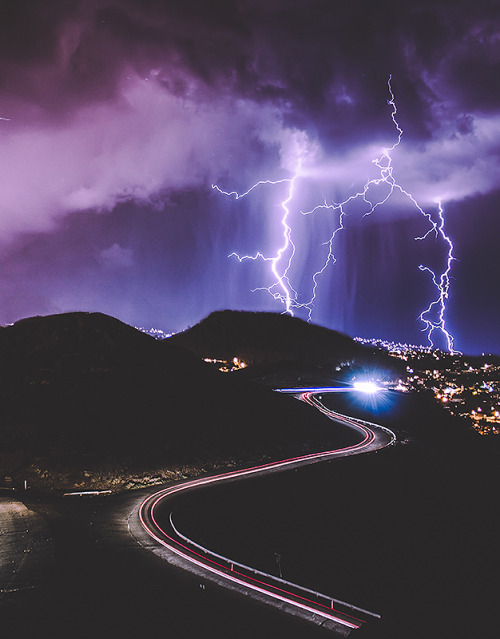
[358,335,500,435]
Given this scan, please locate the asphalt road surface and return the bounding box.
[139,392,395,636]
[0,391,394,639]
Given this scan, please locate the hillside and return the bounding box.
[0,312,357,491]
[170,310,403,385]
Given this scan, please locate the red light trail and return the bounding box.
[139,392,395,634]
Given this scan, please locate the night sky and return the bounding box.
[1,0,499,354]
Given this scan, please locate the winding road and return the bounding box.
[139,391,396,636]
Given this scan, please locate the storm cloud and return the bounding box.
[1,0,499,353]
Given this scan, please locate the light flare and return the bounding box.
[353,381,381,394]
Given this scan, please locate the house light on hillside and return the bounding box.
[203,357,247,372]
[233,357,247,370]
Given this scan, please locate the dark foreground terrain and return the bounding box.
[1,310,498,639]
[0,311,355,491]
[170,309,403,386]
[0,310,370,638]
[1,490,328,639]
[173,390,500,639]
[0,422,360,639]
[2,389,497,639]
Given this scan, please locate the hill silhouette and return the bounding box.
[0,312,358,491]
[170,310,402,385]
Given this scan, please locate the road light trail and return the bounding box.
[139,392,395,635]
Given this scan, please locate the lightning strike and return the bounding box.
[212,179,291,200]
[212,171,303,314]
[417,202,457,352]
[213,77,458,352]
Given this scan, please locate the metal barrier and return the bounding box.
[169,510,380,620]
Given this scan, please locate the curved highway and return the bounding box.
[139,391,396,636]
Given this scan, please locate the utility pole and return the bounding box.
[274,552,283,579]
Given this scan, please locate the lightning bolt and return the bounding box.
[213,77,458,352]
[212,173,302,314]
[417,202,456,352]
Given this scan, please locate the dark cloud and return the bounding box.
[0,0,499,352]
[0,1,77,63]
[0,1,496,132]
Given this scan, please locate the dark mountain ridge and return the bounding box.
[0,312,358,491]
[170,310,403,384]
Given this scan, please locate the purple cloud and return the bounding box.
[0,0,499,353]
